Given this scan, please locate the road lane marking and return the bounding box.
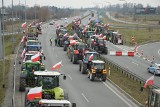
[132,62,138,66]
[103,82,133,107]
[82,93,89,103]
[158,49,160,56]
[68,74,72,80]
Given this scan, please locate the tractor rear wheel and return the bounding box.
[72,55,77,64]
[81,63,87,74]
[102,74,107,82]
[64,45,67,51]
[19,78,26,92]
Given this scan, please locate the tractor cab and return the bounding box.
[88,60,107,81]
[84,52,99,62]
[26,40,41,46]
[26,45,42,54]
[84,31,94,39]
[34,71,66,89]
[148,88,160,107]
[23,53,45,63]
[111,32,123,45]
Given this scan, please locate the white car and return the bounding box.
[147,63,160,75]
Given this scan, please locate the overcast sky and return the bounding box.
[1,0,160,8]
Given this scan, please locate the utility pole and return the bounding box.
[0,8,2,60]
[12,0,15,54]
[25,0,27,22]
[2,0,6,88]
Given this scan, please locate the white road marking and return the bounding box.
[103,82,133,107]
[132,62,138,66]
[158,49,160,56]
[81,93,89,103]
[68,74,72,80]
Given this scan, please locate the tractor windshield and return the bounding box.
[26,63,40,71]
[87,32,94,37]
[27,41,40,45]
[26,46,40,51]
[85,53,98,60]
[93,63,105,69]
[41,76,59,89]
[77,44,88,50]
[98,39,104,44]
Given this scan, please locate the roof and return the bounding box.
[25,60,40,63]
[92,60,105,64]
[155,63,160,66]
[40,99,71,105]
[34,71,61,76]
[85,51,98,54]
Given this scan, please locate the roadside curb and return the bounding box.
[107,78,143,107]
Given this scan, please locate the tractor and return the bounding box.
[56,28,68,47]
[24,70,73,106]
[22,53,45,63]
[26,40,41,46]
[69,42,89,64]
[79,52,100,74]
[83,31,94,43]
[87,60,107,81]
[111,32,123,45]
[63,36,77,51]
[26,45,42,54]
[92,37,108,54]
[19,60,45,91]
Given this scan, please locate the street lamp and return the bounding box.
[11,0,15,54]
[25,0,27,22]
[104,1,111,26]
[1,0,6,88]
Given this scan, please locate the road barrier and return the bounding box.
[109,51,134,56]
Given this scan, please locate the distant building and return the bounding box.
[135,8,156,14]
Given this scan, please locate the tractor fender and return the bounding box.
[53,87,64,100]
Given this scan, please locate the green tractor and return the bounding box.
[25,70,73,107]
[19,60,45,92]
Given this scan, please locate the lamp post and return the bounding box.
[104,1,111,26]
[1,0,5,88]
[25,0,27,22]
[11,0,15,54]
[119,0,127,24]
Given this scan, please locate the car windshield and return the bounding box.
[41,76,59,89]
[93,63,104,69]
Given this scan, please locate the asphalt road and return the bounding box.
[37,16,138,107]
[5,12,138,107]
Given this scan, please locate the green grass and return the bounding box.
[105,64,148,105]
[103,14,160,46]
[0,34,22,104]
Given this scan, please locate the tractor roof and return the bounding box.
[85,51,98,54]
[92,60,105,64]
[25,60,40,64]
[34,71,61,76]
[39,99,72,106]
[27,40,39,42]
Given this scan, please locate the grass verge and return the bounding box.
[0,34,22,104]
[103,14,160,46]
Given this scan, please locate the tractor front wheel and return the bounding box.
[19,78,26,92]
